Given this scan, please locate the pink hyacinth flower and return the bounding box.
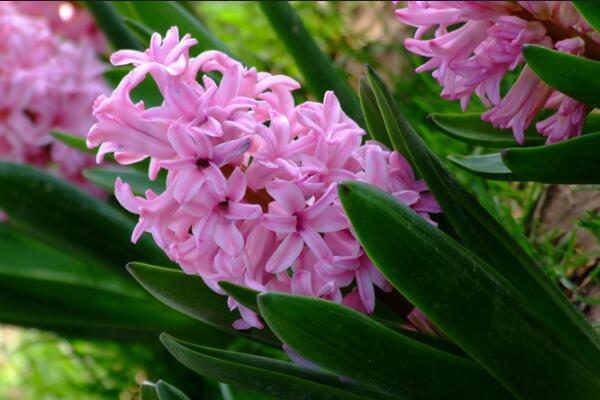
[89,27,441,329]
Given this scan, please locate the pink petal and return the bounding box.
[262,213,297,234]
[266,233,303,273]
[214,221,244,256]
[266,180,305,214]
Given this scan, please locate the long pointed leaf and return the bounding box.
[574,1,600,33]
[501,132,600,184]
[219,281,467,359]
[359,76,391,146]
[259,1,364,128]
[123,1,230,56]
[156,380,191,400]
[127,262,279,347]
[447,153,520,181]
[0,162,174,276]
[84,1,143,50]
[258,293,513,400]
[339,181,600,399]
[523,45,600,108]
[161,334,380,400]
[429,113,545,147]
[364,67,600,372]
[430,112,600,148]
[83,167,165,196]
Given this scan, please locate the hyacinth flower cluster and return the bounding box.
[0,2,107,188]
[87,27,441,329]
[395,1,600,144]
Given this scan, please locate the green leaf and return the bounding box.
[573,1,600,34]
[358,76,391,146]
[258,293,512,400]
[259,1,364,129]
[123,18,154,44]
[127,262,279,347]
[104,67,164,107]
[161,334,378,400]
[430,112,600,148]
[523,45,600,108]
[501,132,600,184]
[84,1,143,50]
[83,167,165,196]
[51,131,90,153]
[0,162,175,276]
[447,153,520,181]
[219,281,260,314]
[123,1,230,55]
[0,224,135,295]
[339,181,600,399]
[217,280,466,359]
[140,382,160,400]
[428,113,546,148]
[364,66,600,374]
[156,380,191,400]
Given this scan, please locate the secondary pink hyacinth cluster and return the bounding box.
[395,1,599,144]
[88,27,440,329]
[0,2,107,188]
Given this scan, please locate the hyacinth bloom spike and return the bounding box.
[394,1,600,144]
[89,26,440,330]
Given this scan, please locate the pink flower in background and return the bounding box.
[395,1,599,144]
[12,1,107,52]
[0,2,108,191]
[89,27,441,328]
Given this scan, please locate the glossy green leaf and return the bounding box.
[523,45,600,108]
[501,132,600,184]
[259,1,364,128]
[358,76,390,146]
[140,382,160,400]
[339,181,600,399]
[83,167,165,196]
[161,334,378,400]
[0,225,225,343]
[104,67,164,107]
[51,131,90,153]
[0,162,175,276]
[0,224,135,295]
[219,281,260,314]
[84,1,143,50]
[430,112,600,148]
[447,153,520,181]
[156,380,191,400]
[127,262,279,347]
[124,1,230,55]
[364,66,600,373]
[259,293,512,400]
[429,113,546,147]
[218,280,466,359]
[123,18,154,44]
[573,1,600,34]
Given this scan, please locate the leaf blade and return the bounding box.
[339,181,600,399]
[501,132,600,184]
[259,1,364,128]
[127,262,280,347]
[523,44,600,108]
[364,66,600,373]
[161,334,379,400]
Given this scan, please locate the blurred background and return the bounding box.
[1,1,598,399]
